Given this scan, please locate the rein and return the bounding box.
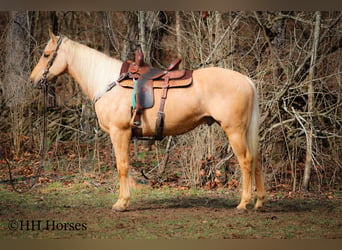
[5,36,63,193]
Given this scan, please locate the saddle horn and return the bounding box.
[135,47,145,66]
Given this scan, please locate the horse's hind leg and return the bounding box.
[110,127,132,211]
[225,130,253,210]
[254,154,266,209]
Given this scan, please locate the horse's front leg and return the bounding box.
[110,127,132,212]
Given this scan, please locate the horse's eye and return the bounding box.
[43,53,49,58]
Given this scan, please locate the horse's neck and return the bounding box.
[66,40,122,102]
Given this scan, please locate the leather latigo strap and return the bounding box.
[155,76,170,140]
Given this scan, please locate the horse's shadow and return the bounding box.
[128,196,237,212]
[126,195,341,214]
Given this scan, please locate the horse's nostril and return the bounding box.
[29,77,35,84]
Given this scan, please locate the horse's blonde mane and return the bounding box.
[65,38,122,101]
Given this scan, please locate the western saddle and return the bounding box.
[117,48,193,140]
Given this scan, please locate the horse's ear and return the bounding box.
[48,29,57,43]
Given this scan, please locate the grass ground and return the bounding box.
[0,178,341,239]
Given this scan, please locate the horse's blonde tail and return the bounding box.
[246,77,260,174]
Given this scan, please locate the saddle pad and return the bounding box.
[119,76,193,89]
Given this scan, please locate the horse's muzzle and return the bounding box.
[30,78,42,89]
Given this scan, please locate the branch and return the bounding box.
[203,15,241,66]
[260,118,296,141]
[253,11,289,77]
[293,12,342,81]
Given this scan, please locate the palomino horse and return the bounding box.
[30,31,266,211]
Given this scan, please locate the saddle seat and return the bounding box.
[118,49,192,90]
[117,48,193,140]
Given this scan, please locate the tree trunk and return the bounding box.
[138,11,147,62]
[214,11,224,68]
[50,11,59,34]
[138,11,162,65]
[303,11,321,191]
[175,11,182,62]
[121,12,138,61]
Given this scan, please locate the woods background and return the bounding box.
[0,11,341,192]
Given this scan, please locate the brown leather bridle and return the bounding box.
[38,36,64,88]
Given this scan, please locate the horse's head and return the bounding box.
[30,30,67,87]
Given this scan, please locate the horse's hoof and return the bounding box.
[112,203,127,212]
[235,208,248,214]
[236,205,248,214]
[254,198,266,210]
[253,204,263,210]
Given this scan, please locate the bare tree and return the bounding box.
[175,11,182,60]
[121,12,138,61]
[303,11,321,190]
[2,11,33,156]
